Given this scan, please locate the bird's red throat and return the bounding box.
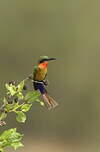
[39,62,48,68]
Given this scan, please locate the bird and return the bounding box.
[33,56,58,110]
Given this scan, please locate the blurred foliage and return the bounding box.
[0,79,42,123]
[0,0,100,150]
[0,128,23,152]
[0,77,45,151]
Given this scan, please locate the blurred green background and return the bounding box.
[0,0,100,151]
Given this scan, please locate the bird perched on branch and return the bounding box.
[33,56,58,110]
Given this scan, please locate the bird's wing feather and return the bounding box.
[33,65,39,80]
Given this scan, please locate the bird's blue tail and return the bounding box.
[33,82,47,94]
[33,82,58,110]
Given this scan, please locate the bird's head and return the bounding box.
[38,56,56,68]
[38,56,56,64]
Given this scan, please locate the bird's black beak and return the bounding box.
[47,58,56,61]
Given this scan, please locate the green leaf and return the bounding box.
[17,92,24,100]
[40,101,45,106]
[0,128,16,139]
[3,97,8,105]
[36,99,45,106]
[5,102,21,112]
[5,104,12,112]
[25,91,40,103]
[16,111,26,123]
[13,103,20,111]
[5,83,16,96]
[21,104,32,112]
[17,81,25,92]
[0,128,23,151]
[11,142,23,150]
[0,148,4,152]
[0,113,7,121]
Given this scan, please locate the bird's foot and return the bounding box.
[43,80,49,86]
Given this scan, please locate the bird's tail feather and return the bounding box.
[42,93,58,110]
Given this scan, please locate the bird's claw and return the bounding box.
[43,80,49,86]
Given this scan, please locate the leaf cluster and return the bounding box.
[0,76,45,152]
[0,79,44,123]
[0,128,23,152]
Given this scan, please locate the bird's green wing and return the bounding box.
[33,65,38,80]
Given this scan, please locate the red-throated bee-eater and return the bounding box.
[33,56,58,110]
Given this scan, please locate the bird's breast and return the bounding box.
[35,67,47,81]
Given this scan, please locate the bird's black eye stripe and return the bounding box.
[39,59,48,63]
